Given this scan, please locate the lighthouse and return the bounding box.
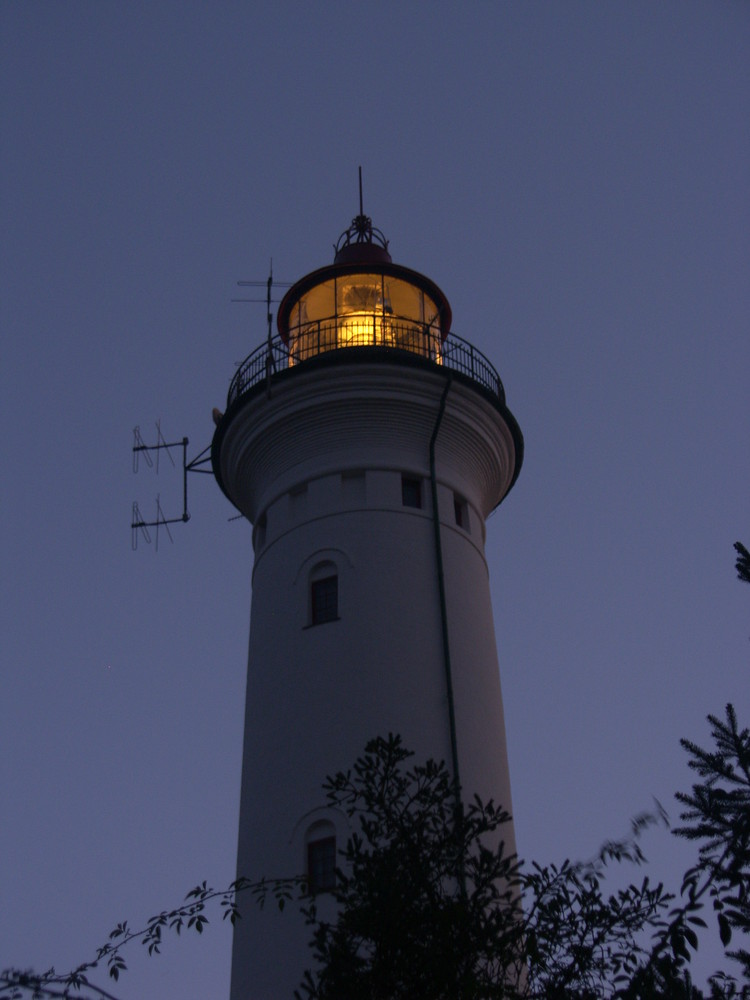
[211,208,523,999]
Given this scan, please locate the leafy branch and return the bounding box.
[734,543,750,586]
[5,542,747,999]
[0,875,303,1000]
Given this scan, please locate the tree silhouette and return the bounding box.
[295,716,749,1000]
[3,545,747,1000]
[735,543,750,586]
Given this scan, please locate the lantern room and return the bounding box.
[276,212,452,365]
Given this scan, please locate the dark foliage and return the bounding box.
[295,735,523,1000]
[3,711,748,1000]
[3,543,748,999]
[734,543,750,586]
[674,705,750,985]
[296,707,749,1000]
[295,736,694,999]
[0,877,302,1000]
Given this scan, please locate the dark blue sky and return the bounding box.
[1,3,748,995]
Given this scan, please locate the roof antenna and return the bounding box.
[333,168,390,260]
[131,423,214,550]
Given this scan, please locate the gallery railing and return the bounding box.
[226,316,506,408]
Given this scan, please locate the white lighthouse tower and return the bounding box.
[211,208,523,999]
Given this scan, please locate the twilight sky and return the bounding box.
[1,3,748,996]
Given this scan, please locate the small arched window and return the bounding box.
[309,560,339,626]
[305,821,337,894]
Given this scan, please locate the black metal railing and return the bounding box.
[226,316,506,408]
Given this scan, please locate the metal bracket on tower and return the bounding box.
[131,421,213,550]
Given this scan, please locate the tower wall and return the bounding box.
[216,358,520,999]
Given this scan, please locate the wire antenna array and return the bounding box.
[232,261,293,395]
[131,422,212,551]
[132,263,286,548]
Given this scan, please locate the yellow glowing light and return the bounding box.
[287,273,442,365]
[337,310,389,348]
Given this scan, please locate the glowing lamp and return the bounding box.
[276,213,451,365]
